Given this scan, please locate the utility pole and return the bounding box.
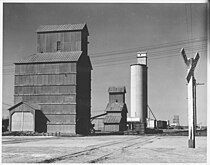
[180,48,200,148]
[194,82,204,128]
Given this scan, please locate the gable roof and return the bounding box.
[36,23,89,35]
[8,102,40,111]
[15,51,82,64]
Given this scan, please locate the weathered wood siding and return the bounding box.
[14,62,78,133]
[40,104,76,114]
[15,63,76,75]
[37,32,82,53]
[92,118,104,131]
[47,125,76,134]
[104,124,120,132]
[109,93,125,103]
[46,114,76,124]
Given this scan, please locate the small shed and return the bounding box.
[103,87,127,132]
[8,102,47,132]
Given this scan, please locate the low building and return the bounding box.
[8,102,47,132]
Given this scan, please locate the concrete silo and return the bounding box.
[130,52,147,134]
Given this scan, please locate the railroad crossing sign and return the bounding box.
[180,48,200,148]
[181,48,200,82]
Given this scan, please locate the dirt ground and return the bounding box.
[2,135,207,163]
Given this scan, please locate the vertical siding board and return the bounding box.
[46,33,51,52]
[76,41,81,50]
[55,63,59,74]
[39,33,45,53]
[31,64,35,74]
[60,74,64,85]
[36,64,40,74]
[15,76,18,85]
[48,75,52,85]
[53,33,57,52]
[60,32,64,52]
[59,63,64,73]
[28,64,32,74]
[64,42,70,52]
[15,65,20,75]
[22,76,26,85]
[75,32,81,41]
[14,87,18,95]
[52,75,56,85]
[20,65,25,75]
[71,63,76,73]
[37,33,41,53]
[40,64,44,73]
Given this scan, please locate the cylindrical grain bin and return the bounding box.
[130,52,148,134]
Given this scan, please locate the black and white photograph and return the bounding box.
[1,1,209,163]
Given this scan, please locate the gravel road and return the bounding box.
[2,135,207,163]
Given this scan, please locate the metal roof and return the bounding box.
[8,102,40,111]
[108,86,126,93]
[36,23,87,33]
[104,116,121,124]
[15,51,82,64]
[105,102,124,112]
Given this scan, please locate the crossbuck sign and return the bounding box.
[180,48,200,148]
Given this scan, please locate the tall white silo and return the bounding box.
[130,52,148,134]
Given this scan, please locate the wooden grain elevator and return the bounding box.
[8,23,92,135]
[104,87,128,132]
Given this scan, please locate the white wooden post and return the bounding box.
[180,48,199,148]
[188,76,195,148]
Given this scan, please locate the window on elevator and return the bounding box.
[57,41,61,51]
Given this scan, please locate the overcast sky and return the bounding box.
[2,3,207,125]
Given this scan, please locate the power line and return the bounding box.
[89,37,206,58]
[1,46,206,71]
[2,37,207,68]
[91,46,206,66]
[91,44,206,64]
[93,48,207,68]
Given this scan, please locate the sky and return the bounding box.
[2,3,207,126]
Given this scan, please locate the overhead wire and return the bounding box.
[91,43,206,65]
[93,48,207,68]
[89,37,206,58]
[2,37,207,72]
